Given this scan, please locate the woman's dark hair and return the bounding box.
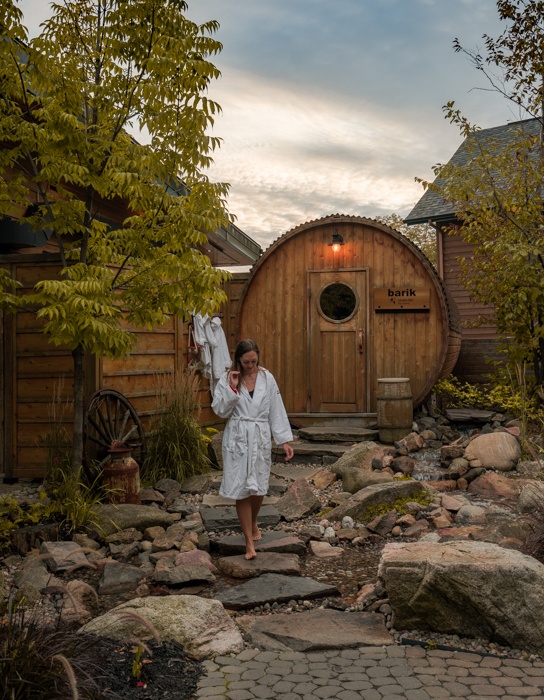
[233,339,260,374]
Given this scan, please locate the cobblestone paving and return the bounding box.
[195,645,544,700]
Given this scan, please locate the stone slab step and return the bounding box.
[297,426,380,443]
[444,408,495,424]
[269,463,323,481]
[202,494,279,508]
[216,553,300,579]
[211,532,307,556]
[236,608,394,651]
[272,443,348,466]
[200,505,280,533]
[215,572,340,610]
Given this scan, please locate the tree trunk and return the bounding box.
[71,344,85,474]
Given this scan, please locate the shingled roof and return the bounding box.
[404,117,541,225]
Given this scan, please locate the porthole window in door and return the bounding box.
[319,282,357,321]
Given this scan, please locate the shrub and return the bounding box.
[141,369,213,484]
[0,493,59,553]
[434,365,544,460]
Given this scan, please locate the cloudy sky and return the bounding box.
[18,1,524,250]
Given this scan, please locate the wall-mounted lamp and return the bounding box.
[327,229,344,253]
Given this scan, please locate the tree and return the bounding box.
[0,0,230,472]
[376,213,437,267]
[419,0,544,393]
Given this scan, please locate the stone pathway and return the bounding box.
[196,644,544,700]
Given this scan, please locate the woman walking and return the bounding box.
[212,339,294,559]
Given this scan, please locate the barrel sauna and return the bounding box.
[237,215,461,423]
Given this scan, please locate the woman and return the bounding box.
[212,339,294,560]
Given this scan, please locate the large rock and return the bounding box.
[79,595,244,658]
[464,432,521,471]
[275,477,321,521]
[340,468,394,494]
[98,561,146,595]
[326,481,432,523]
[40,541,89,572]
[330,441,385,481]
[379,540,544,655]
[467,472,520,501]
[94,504,175,537]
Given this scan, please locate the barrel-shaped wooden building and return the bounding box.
[237,215,461,423]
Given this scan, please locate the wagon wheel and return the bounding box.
[83,389,146,474]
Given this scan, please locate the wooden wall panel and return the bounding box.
[439,229,497,340]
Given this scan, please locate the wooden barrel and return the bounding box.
[376,378,413,444]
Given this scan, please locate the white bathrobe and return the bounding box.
[211,368,293,500]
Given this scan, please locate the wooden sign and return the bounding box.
[374,287,430,313]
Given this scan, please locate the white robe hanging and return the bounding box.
[209,316,231,392]
[211,368,293,500]
[192,312,216,380]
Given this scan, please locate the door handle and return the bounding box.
[358,329,364,353]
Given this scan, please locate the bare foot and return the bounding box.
[244,547,257,560]
[252,526,262,541]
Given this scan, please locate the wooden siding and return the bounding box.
[439,228,497,340]
[438,227,502,384]
[1,256,234,478]
[238,217,459,414]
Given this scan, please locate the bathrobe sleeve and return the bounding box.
[267,372,293,445]
[211,372,239,419]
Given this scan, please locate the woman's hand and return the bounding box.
[229,370,240,389]
[282,443,294,462]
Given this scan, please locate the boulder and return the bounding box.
[326,481,432,523]
[455,505,488,526]
[468,472,520,501]
[79,595,244,658]
[174,550,218,573]
[275,477,321,521]
[330,441,385,478]
[464,432,521,471]
[98,561,146,595]
[94,504,175,537]
[179,474,213,494]
[395,432,425,453]
[309,541,344,559]
[339,467,394,494]
[152,562,215,586]
[39,541,89,572]
[390,456,415,476]
[378,540,544,656]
